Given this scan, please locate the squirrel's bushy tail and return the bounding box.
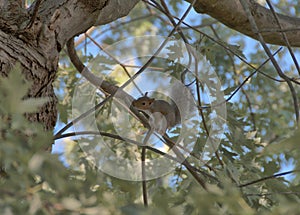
[170,83,196,127]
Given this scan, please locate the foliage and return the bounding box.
[1,0,300,214]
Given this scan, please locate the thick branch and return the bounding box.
[188,0,300,47]
[36,0,139,49]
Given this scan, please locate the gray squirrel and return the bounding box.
[132,85,195,135]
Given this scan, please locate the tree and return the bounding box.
[1,0,300,214]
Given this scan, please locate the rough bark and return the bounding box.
[187,0,300,47]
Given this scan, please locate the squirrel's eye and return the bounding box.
[142,102,146,105]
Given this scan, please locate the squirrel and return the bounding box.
[132,92,181,135]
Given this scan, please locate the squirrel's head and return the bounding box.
[132,92,155,110]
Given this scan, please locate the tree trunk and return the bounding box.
[0,1,59,131]
[0,30,58,129]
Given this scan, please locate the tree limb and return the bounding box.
[187,0,300,47]
[35,0,139,50]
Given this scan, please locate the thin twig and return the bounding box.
[181,21,218,29]
[239,170,299,188]
[245,191,300,197]
[243,91,256,130]
[141,147,148,207]
[265,0,300,76]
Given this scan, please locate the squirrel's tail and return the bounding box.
[170,83,196,127]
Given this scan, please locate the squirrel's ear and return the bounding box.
[145,92,149,96]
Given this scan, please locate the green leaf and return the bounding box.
[262,128,300,155]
